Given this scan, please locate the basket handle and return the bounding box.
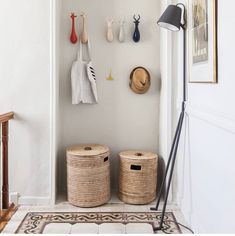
[130,164,142,171]
[104,156,109,162]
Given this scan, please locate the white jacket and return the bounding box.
[71,40,98,104]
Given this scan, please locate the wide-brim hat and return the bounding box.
[129,67,151,94]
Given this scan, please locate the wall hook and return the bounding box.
[133,14,141,43]
[70,13,78,44]
[81,12,88,44]
[118,19,126,43]
[106,18,114,42]
[106,69,114,80]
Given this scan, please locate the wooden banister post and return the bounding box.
[2,121,9,209]
[0,112,16,231]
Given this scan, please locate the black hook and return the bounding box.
[133,14,141,23]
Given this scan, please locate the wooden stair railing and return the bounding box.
[0,112,16,231]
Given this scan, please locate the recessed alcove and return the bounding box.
[55,0,161,201]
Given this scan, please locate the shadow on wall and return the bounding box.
[156,155,165,197]
[176,113,193,221]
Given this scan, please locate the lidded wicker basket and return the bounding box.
[67,144,110,207]
[119,150,158,205]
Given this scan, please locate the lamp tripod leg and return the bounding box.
[150,112,183,211]
[154,111,185,231]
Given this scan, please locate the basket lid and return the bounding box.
[67,144,109,156]
[119,150,158,160]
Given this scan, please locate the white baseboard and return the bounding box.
[18,196,52,206]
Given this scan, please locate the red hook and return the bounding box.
[70,13,78,44]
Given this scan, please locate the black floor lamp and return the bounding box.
[150,3,187,231]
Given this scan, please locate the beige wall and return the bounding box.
[57,0,161,195]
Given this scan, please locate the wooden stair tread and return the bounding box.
[0,203,18,232]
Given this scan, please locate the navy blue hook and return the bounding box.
[133,14,141,43]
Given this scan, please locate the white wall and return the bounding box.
[173,0,235,233]
[57,0,161,194]
[0,0,54,205]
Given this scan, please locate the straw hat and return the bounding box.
[129,67,151,94]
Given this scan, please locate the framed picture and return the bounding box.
[188,0,218,83]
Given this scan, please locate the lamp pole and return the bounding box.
[150,3,187,231]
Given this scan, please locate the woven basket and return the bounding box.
[119,150,158,205]
[67,144,110,207]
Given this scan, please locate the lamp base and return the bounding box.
[150,207,158,211]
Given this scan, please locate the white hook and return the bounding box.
[118,19,125,43]
[106,17,114,42]
[81,12,88,44]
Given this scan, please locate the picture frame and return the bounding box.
[188,0,218,83]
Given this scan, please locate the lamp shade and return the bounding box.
[157,5,182,31]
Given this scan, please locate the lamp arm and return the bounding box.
[176,3,186,29]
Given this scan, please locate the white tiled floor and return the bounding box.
[42,223,155,234]
[2,194,191,234]
[99,223,126,234]
[70,223,99,234]
[125,223,154,234]
[43,223,72,234]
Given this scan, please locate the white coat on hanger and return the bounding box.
[71,39,98,104]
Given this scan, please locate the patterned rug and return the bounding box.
[15,212,182,234]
